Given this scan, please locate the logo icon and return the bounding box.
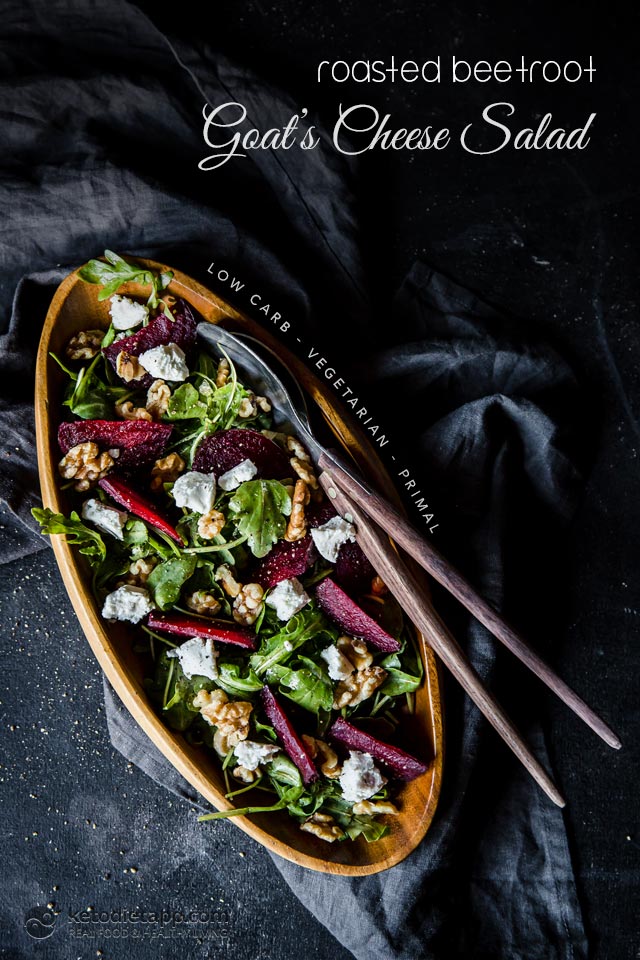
[25,906,56,940]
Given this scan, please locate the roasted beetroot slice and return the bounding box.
[103,299,198,386]
[253,535,316,588]
[315,578,400,653]
[261,685,318,785]
[58,420,172,469]
[147,612,256,650]
[99,476,183,544]
[329,717,428,781]
[193,428,289,480]
[334,540,376,595]
[307,500,338,528]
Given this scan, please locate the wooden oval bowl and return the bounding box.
[35,258,443,875]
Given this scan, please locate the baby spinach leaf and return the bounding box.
[32,508,106,565]
[165,383,208,421]
[228,480,291,558]
[147,555,197,609]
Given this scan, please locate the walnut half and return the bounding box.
[58,442,114,492]
[233,583,265,626]
[66,329,104,360]
[333,665,387,709]
[192,689,253,756]
[300,812,344,843]
[302,735,341,779]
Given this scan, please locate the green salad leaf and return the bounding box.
[78,249,173,307]
[32,508,106,565]
[147,555,197,610]
[269,655,333,714]
[251,608,332,676]
[228,480,291,558]
[379,651,423,697]
[215,661,263,697]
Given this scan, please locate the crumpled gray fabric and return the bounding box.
[1,2,588,958]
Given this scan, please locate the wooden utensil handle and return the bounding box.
[318,470,565,808]
[318,451,620,751]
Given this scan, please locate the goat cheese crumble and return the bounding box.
[82,498,127,540]
[320,644,354,681]
[339,750,387,803]
[218,459,258,491]
[310,515,356,562]
[109,295,149,331]
[265,577,310,621]
[138,343,189,381]
[172,471,216,514]
[167,637,218,680]
[234,740,280,771]
[102,585,153,624]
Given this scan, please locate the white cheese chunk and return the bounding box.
[310,515,356,563]
[320,644,354,681]
[138,343,189,381]
[167,637,218,680]
[172,471,216,514]
[102,585,153,624]
[339,750,387,803]
[218,458,258,491]
[234,740,280,771]
[265,577,310,621]
[81,498,128,540]
[109,295,149,331]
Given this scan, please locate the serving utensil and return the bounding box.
[36,258,443,875]
[197,322,620,806]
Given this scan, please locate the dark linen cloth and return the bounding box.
[1,2,588,957]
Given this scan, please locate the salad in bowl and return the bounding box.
[34,252,429,847]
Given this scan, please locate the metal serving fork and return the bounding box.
[197,322,620,807]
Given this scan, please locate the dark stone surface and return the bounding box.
[2,2,638,958]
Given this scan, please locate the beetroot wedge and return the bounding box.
[315,578,400,653]
[59,420,172,469]
[329,717,428,781]
[147,612,256,650]
[193,428,289,480]
[261,685,318,784]
[253,535,316,588]
[99,476,183,544]
[103,299,198,386]
[334,540,376,595]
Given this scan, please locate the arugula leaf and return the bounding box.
[165,383,208,421]
[122,519,149,546]
[78,250,173,308]
[198,784,303,822]
[32,508,106,566]
[146,555,197,609]
[215,661,263,697]
[63,350,132,420]
[251,608,330,677]
[269,655,333,714]
[228,480,291,558]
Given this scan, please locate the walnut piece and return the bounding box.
[215,564,242,598]
[232,765,258,784]
[115,350,147,382]
[233,583,265,626]
[146,379,171,419]
[193,689,253,756]
[300,812,344,843]
[333,665,387,709]
[186,591,221,616]
[290,456,319,491]
[284,479,309,542]
[66,329,104,360]
[337,636,373,671]
[286,436,310,461]
[216,357,230,388]
[302,735,341,779]
[256,395,271,413]
[58,442,114,492]
[238,396,257,419]
[128,557,157,584]
[150,452,185,492]
[352,800,399,816]
[115,400,152,422]
[197,509,226,540]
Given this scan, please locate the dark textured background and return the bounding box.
[2,2,638,958]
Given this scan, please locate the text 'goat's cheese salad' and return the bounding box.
[34,252,428,844]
